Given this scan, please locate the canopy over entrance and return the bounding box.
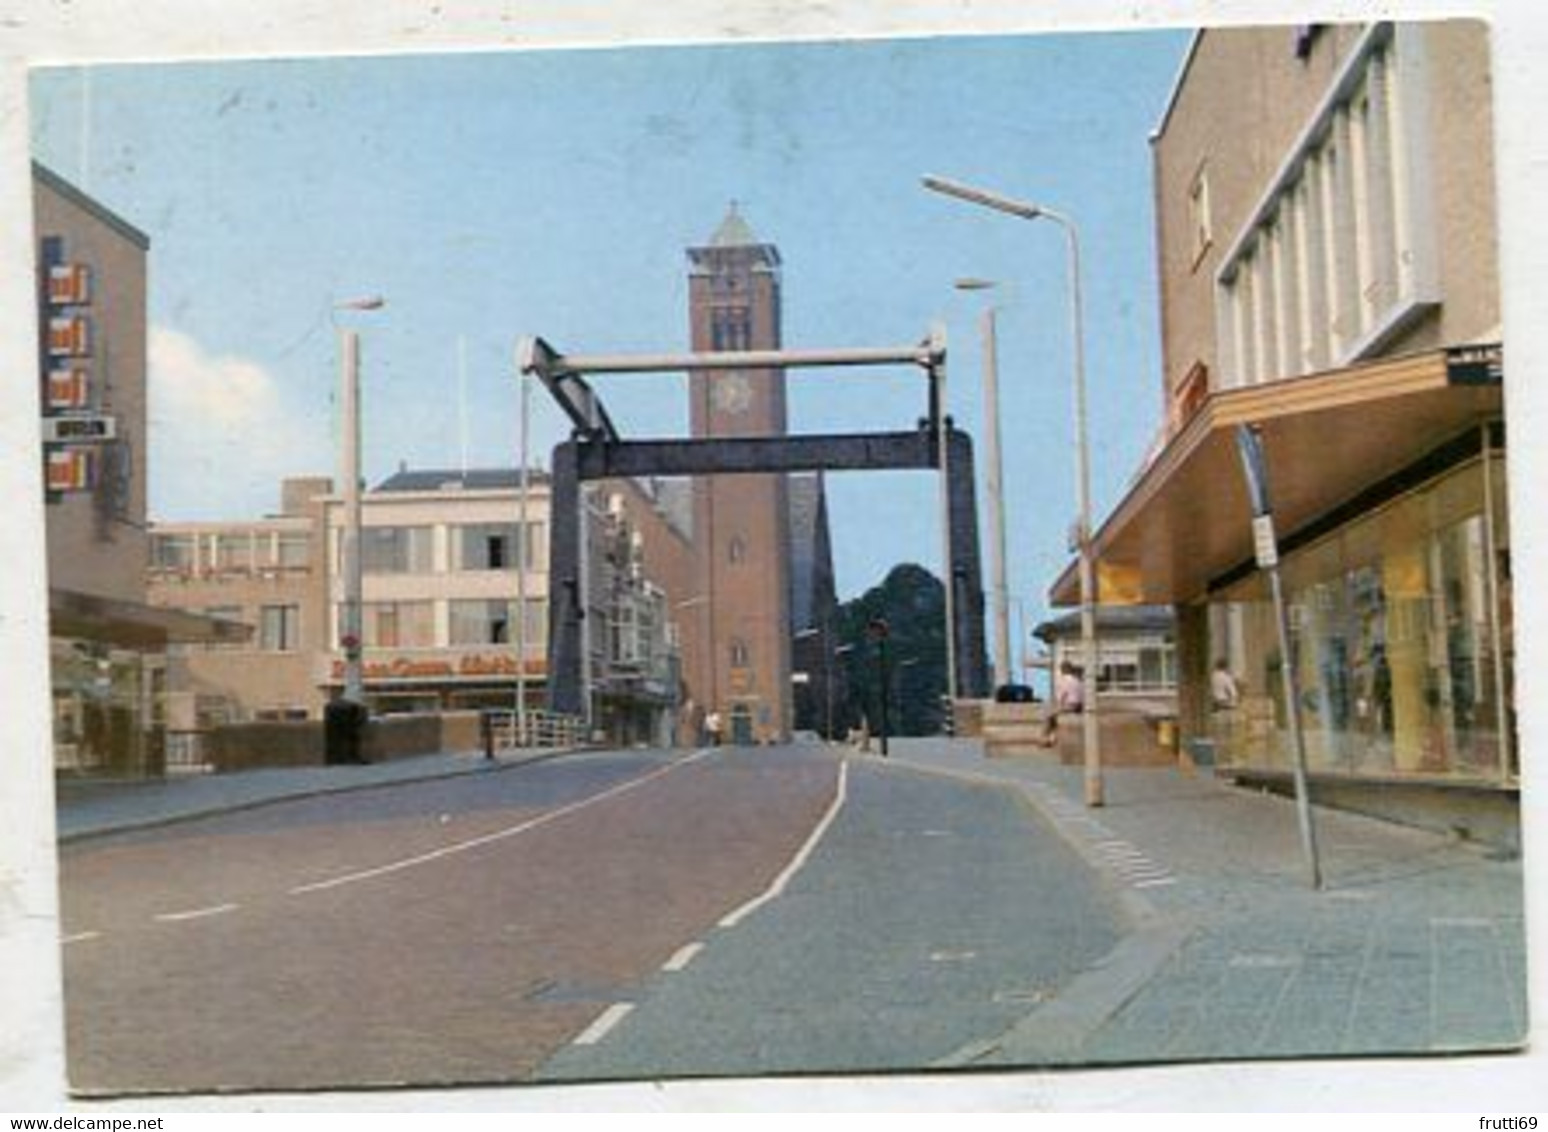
[1051,345,1503,607]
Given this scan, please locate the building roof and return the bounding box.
[33,162,151,250]
[709,201,759,248]
[1034,604,1176,642]
[372,467,551,493]
[1048,347,1503,608]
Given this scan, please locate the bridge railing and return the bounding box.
[481,709,587,751]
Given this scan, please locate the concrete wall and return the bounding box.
[206,710,484,772]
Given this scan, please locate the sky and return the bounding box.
[28,29,1190,635]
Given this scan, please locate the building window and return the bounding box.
[452,522,539,571]
[728,535,748,564]
[360,525,433,574]
[1187,164,1212,269]
[258,605,300,652]
[275,532,310,569]
[450,599,513,646]
[150,533,197,572]
[212,532,254,572]
[1208,452,1511,783]
[729,639,750,669]
[363,601,434,649]
[1215,27,1436,388]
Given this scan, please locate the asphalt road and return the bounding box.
[540,758,1124,1082]
[58,744,1125,1095]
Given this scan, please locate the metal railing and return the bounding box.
[481,709,587,751]
[163,729,214,774]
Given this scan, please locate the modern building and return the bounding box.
[147,477,331,730]
[1054,21,1512,837]
[1033,606,1178,701]
[36,164,240,777]
[151,468,685,745]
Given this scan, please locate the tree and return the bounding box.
[835,564,948,737]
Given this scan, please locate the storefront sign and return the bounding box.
[41,414,116,443]
[328,652,547,683]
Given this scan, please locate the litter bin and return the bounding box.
[1185,737,1216,768]
[325,699,369,765]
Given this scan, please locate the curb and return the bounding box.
[57,746,588,844]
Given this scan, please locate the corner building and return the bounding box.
[1054,22,1513,842]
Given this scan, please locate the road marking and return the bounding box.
[718,759,849,929]
[573,1002,634,1046]
[290,750,711,895]
[60,931,102,945]
[662,942,704,972]
[1132,876,1178,889]
[153,902,239,923]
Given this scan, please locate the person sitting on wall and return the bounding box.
[1042,661,1084,746]
[1210,659,1241,711]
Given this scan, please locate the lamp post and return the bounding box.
[923,174,1103,807]
[955,277,1012,692]
[335,296,384,713]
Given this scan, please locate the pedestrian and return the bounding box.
[705,709,723,747]
[1210,658,1241,711]
[1043,661,1084,745]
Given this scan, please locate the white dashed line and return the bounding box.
[60,931,102,945]
[290,750,710,895]
[153,902,239,923]
[572,1002,634,1046]
[718,759,848,929]
[662,942,704,972]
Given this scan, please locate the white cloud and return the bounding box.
[147,326,329,518]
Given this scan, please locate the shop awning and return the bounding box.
[1050,345,1503,608]
[50,589,253,650]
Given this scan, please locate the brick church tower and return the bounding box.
[685,205,792,743]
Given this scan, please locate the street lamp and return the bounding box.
[923,174,1103,807]
[954,277,1012,692]
[335,296,384,712]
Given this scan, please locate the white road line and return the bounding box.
[60,931,102,945]
[718,759,849,929]
[1133,877,1178,888]
[290,750,711,896]
[153,902,239,923]
[572,1002,634,1046]
[662,942,704,972]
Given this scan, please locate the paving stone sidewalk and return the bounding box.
[886,738,1530,1068]
[54,745,573,842]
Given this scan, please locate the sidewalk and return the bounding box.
[54,745,575,842]
[885,737,1530,1067]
